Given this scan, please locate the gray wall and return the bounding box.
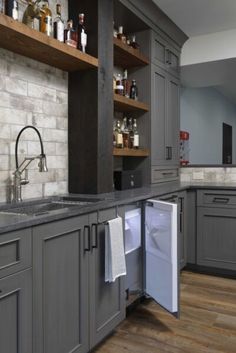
[180,87,236,164]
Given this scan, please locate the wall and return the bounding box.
[180,86,236,164]
[0,1,68,203]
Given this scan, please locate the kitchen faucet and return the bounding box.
[12,125,48,203]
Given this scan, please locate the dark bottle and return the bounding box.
[5,0,18,20]
[77,13,87,53]
[130,35,140,50]
[122,69,130,98]
[64,20,77,48]
[122,117,129,149]
[130,79,138,100]
[128,117,134,148]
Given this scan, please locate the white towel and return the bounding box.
[105,217,127,283]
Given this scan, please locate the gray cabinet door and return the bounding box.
[197,207,236,271]
[151,64,167,165]
[89,209,125,349]
[0,269,32,353]
[166,74,180,166]
[186,191,197,264]
[33,215,89,353]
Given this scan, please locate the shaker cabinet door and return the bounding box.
[145,199,179,316]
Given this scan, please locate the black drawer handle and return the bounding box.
[162,172,174,176]
[92,223,98,249]
[84,225,91,252]
[212,197,229,204]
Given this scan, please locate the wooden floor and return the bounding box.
[94,271,236,353]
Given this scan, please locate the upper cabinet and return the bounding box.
[0,14,98,72]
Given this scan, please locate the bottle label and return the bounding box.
[44,16,52,36]
[56,21,64,42]
[81,30,87,47]
[117,133,123,145]
[134,135,139,147]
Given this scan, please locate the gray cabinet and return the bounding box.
[186,190,197,265]
[152,31,180,78]
[0,269,32,353]
[151,64,180,182]
[89,209,125,349]
[33,215,90,353]
[197,189,236,271]
[33,209,125,353]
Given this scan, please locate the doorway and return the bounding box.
[222,123,232,164]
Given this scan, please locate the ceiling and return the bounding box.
[152,0,236,37]
[153,0,236,105]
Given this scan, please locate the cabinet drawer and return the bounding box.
[151,167,179,183]
[197,190,236,208]
[0,229,31,279]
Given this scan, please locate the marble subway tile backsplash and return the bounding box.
[0,45,68,203]
[180,167,236,183]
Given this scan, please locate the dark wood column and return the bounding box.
[68,0,114,194]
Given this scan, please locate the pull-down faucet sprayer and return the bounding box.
[12,125,48,203]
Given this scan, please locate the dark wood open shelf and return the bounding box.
[114,93,149,112]
[114,37,149,68]
[0,14,98,72]
[113,148,149,157]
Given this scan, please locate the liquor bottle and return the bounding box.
[117,26,126,44]
[0,0,4,14]
[53,4,64,42]
[130,79,138,100]
[122,117,129,149]
[40,0,52,36]
[114,120,123,148]
[128,118,134,148]
[113,21,118,38]
[122,69,130,98]
[130,35,140,50]
[77,13,87,53]
[5,0,18,20]
[115,74,124,95]
[64,20,77,48]
[133,119,139,149]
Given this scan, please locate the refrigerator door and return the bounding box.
[145,199,179,316]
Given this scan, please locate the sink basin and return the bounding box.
[0,196,105,217]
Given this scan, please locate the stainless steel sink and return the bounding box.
[0,196,105,217]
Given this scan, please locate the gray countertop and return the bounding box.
[1,181,236,234]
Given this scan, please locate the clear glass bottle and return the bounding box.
[114,120,123,148]
[133,118,139,149]
[130,35,140,49]
[12,0,18,20]
[64,20,77,48]
[77,13,87,53]
[40,0,52,36]
[122,69,130,98]
[0,0,5,14]
[122,117,129,149]
[53,4,64,42]
[128,117,134,148]
[130,79,138,100]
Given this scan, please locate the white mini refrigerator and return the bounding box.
[124,199,179,317]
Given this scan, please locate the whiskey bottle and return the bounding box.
[0,0,5,14]
[53,4,64,42]
[117,26,126,44]
[114,120,123,148]
[122,117,129,149]
[64,20,77,48]
[133,119,139,149]
[77,13,87,53]
[115,74,124,95]
[130,79,138,100]
[40,0,52,36]
[5,0,18,20]
[122,69,130,98]
[130,35,140,50]
[128,117,134,148]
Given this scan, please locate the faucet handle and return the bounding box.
[21,169,29,185]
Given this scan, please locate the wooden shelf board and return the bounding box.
[114,93,149,112]
[0,14,98,72]
[113,148,149,157]
[114,37,149,68]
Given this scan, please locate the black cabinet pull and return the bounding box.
[169,146,172,160]
[92,223,98,249]
[84,225,91,252]
[165,146,170,160]
[213,197,229,204]
[179,213,183,233]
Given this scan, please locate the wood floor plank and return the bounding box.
[94,271,236,353]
